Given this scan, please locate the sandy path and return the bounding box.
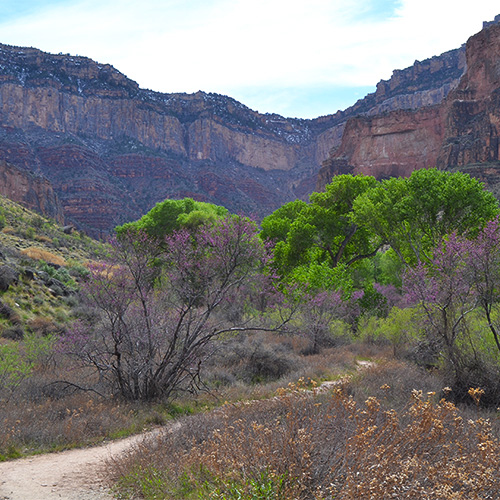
[0,429,164,500]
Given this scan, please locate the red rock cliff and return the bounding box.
[317,20,500,191]
[0,31,474,234]
[0,159,63,222]
[437,23,500,168]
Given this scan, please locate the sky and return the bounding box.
[0,0,499,119]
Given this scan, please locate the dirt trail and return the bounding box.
[0,429,164,500]
[0,361,374,500]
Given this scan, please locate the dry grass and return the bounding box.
[0,362,157,459]
[1,392,130,454]
[35,235,53,244]
[0,335,368,461]
[109,360,500,500]
[20,247,67,266]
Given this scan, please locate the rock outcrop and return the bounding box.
[318,106,445,183]
[437,23,500,168]
[0,159,63,222]
[317,19,500,192]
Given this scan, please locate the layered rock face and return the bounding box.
[0,44,347,234]
[318,106,445,183]
[437,23,500,168]
[353,46,465,117]
[317,21,500,192]
[0,22,487,233]
[0,159,63,222]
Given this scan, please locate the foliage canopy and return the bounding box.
[262,169,499,288]
[116,197,228,240]
[352,168,499,265]
[261,174,382,279]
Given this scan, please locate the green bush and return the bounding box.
[38,261,76,288]
[0,342,32,390]
[358,306,422,357]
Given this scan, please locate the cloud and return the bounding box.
[0,0,499,117]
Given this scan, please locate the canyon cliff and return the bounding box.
[0,44,343,234]
[0,17,495,234]
[317,20,500,192]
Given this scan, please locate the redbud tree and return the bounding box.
[63,216,283,401]
[403,218,500,397]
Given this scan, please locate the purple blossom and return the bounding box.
[62,216,280,401]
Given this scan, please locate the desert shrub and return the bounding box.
[0,389,138,458]
[70,302,100,323]
[31,215,44,229]
[284,290,359,354]
[349,359,444,411]
[110,374,500,500]
[206,334,301,386]
[358,306,423,357]
[38,261,76,288]
[23,331,56,368]
[0,341,31,390]
[67,261,91,279]
[242,341,296,383]
[0,300,19,322]
[23,226,35,240]
[0,331,56,395]
[203,369,237,389]
[1,325,25,340]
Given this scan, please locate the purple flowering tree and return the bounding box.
[403,221,500,400]
[295,289,364,354]
[63,217,284,401]
[404,219,500,361]
[466,217,500,353]
[403,234,477,372]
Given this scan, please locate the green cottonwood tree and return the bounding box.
[261,175,383,279]
[116,198,228,240]
[352,168,499,265]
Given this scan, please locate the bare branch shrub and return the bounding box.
[110,364,500,499]
[61,217,285,401]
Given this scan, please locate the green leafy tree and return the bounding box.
[352,168,499,265]
[260,199,308,243]
[261,175,383,279]
[116,198,228,240]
